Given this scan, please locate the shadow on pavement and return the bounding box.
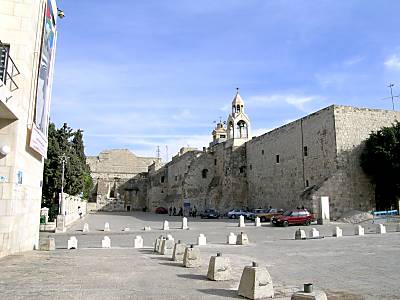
[198,288,241,298]
[177,274,208,281]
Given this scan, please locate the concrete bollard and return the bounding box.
[239,215,246,227]
[333,226,342,237]
[104,222,110,232]
[182,217,189,230]
[144,226,152,231]
[172,240,187,262]
[295,229,306,240]
[102,236,111,248]
[68,236,78,250]
[83,223,89,233]
[207,252,232,281]
[154,235,163,252]
[255,217,261,227]
[377,224,386,234]
[238,262,274,299]
[39,237,55,251]
[197,234,207,246]
[227,232,237,245]
[309,228,319,238]
[237,232,249,245]
[157,237,166,253]
[123,227,130,232]
[134,235,143,248]
[355,225,364,236]
[397,223,400,232]
[163,220,169,230]
[183,245,201,268]
[161,237,175,255]
[291,283,327,300]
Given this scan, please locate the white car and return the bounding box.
[226,209,250,219]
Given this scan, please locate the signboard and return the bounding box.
[30,0,57,157]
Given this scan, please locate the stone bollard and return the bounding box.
[291,283,327,300]
[161,236,175,255]
[163,220,169,230]
[355,225,365,236]
[154,235,163,252]
[102,236,111,248]
[182,217,189,230]
[255,217,261,227]
[309,228,319,238]
[144,226,152,231]
[227,232,237,245]
[239,215,246,227]
[397,223,400,232]
[39,237,55,251]
[172,240,187,262]
[83,223,89,233]
[68,236,78,250]
[332,226,342,237]
[124,227,130,232]
[238,262,274,299]
[377,224,386,234]
[198,234,207,246]
[295,229,306,240]
[207,252,232,281]
[183,245,201,268]
[237,232,249,245]
[134,235,143,248]
[157,237,166,253]
[104,222,110,232]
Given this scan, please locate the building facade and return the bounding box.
[0,0,59,257]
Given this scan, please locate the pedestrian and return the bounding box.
[169,206,172,216]
[178,207,183,216]
[193,206,197,218]
[173,206,176,216]
[189,207,193,217]
[78,206,82,219]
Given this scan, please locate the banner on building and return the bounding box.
[30,0,57,158]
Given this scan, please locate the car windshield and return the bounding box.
[283,211,292,216]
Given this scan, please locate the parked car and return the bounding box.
[200,209,220,219]
[226,209,251,219]
[248,208,284,222]
[155,207,168,214]
[271,209,315,226]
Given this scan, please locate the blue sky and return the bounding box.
[51,0,400,160]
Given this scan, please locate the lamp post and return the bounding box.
[59,154,69,215]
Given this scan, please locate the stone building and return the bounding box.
[89,92,400,220]
[87,149,159,211]
[0,0,60,257]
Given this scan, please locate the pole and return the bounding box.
[59,154,68,215]
[388,83,395,110]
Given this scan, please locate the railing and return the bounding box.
[0,40,20,98]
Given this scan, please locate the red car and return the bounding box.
[271,209,315,226]
[155,207,168,214]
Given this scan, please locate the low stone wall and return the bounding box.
[60,193,87,227]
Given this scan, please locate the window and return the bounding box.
[160,176,165,183]
[220,134,226,138]
[202,169,208,179]
[303,146,308,157]
[214,159,217,166]
[305,180,309,187]
[239,166,246,174]
[261,150,264,155]
[0,44,9,84]
[249,164,252,170]
[276,154,280,164]
[175,176,177,181]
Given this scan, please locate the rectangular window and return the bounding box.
[261,150,264,155]
[249,164,252,170]
[220,134,226,138]
[305,180,309,187]
[303,146,308,157]
[276,154,280,164]
[214,159,217,166]
[175,176,177,181]
[0,44,9,84]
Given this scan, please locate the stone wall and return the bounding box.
[59,193,87,227]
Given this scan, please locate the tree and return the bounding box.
[360,121,400,210]
[42,122,93,213]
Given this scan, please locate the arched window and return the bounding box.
[202,169,208,179]
[236,120,248,139]
[237,105,241,112]
[160,176,165,183]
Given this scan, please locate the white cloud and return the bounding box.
[248,94,319,112]
[384,54,400,70]
[343,55,364,66]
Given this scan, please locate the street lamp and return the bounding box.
[59,154,69,215]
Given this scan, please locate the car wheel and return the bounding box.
[260,217,266,222]
[231,215,236,219]
[305,220,311,226]
[283,221,289,227]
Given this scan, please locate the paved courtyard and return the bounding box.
[1,212,399,299]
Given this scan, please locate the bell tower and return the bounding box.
[227,88,251,141]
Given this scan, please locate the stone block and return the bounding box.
[238,262,274,299]
[102,236,111,248]
[144,226,151,231]
[104,222,110,232]
[163,220,169,230]
[332,226,342,237]
[197,233,207,246]
[239,215,246,227]
[295,229,306,240]
[172,241,187,262]
[154,236,163,252]
[183,245,201,268]
[67,236,78,249]
[83,223,89,233]
[124,227,130,232]
[354,225,364,236]
[397,223,400,232]
[237,232,249,245]
[309,228,319,238]
[207,253,232,281]
[182,217,189,229]
[161,239,175,256]
[377,224,386,234]
[39,238,55,251]
[227,232,237,245]
[157,237,166,253]
[291,291,327,300]
[134,235,143,248]
[255,217,261,227]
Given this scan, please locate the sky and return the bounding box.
[51,0,400,160]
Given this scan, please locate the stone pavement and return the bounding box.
[0,212,399,299]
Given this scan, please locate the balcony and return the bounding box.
[0,40,20,119]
